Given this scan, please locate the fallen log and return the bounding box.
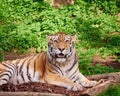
[0,72,120,96]
[0,92,65,96]
[87,72,120,82]
[81,72,120,96]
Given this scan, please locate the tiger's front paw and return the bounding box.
[83,80,97,88]
[89,80,97,87]
[68,83,83,91]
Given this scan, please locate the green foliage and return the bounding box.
[77,48,116,75]
[0,24,40,51]
[99,85,120,96]
[0,0,120,74]
[0,48,4,62]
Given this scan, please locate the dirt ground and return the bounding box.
[91,55,120,69]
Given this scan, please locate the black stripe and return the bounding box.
[69,69,78,80]
[4,63,16,76]
[48,58,64,75]
[17,78,19,84]
[16,66,19,84]
[25,56,34,82]
[1,63,15,78]
[19,58,29,73]
[21,71,25,82]
[28,74,31,82]
[67,61,76,72]
[19,56,34,82]
[42,52,46,66]
[0,73,11,80]
[27,56,35,81]
[67,54,78,72]
[71,75,77,81]
[27,62,31,82]
[47,66,61,76]
[2,63,14,73]
[41,53,47,76]
[16,66,19,76]
[53,64,64,76]
[0,78,8,82]
[11,64,17,74]
[74,76,80,83]
[8,64,16,75]
[5,70,12,76]
[7,63,16,70]
[43,53,53,74]
[47,67,55,74]
[33,58,36,77]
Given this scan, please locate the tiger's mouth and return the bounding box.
[56,53,66,58]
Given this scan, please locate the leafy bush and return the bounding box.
[0,48,4,62]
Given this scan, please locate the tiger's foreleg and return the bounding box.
[77,73,98,88]
[44,73,83,91]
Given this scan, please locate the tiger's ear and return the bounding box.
[46,35,53,42]
[70,35,76,42]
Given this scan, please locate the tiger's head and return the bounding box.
[46,32,76,62]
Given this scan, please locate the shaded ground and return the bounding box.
[4,49,37,61]
[91,55,120,69]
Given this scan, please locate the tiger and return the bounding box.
[0,32,97,91]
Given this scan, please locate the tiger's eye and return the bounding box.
[54,40,58,43]
[65,40,70,43]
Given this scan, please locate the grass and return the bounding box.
[99,85,120,96]
[0,0,120,75]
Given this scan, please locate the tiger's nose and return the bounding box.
[58,48,65,52]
